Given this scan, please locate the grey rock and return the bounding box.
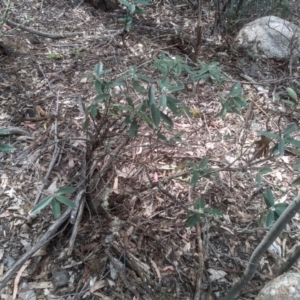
[235,16,300,60]
[256,273,300,300]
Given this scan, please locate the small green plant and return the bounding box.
[261,187,289,227]
[218,82,248,118]
[30,187,76,218]
[184,157,221,227]
[0,129,15,152]
[84,55,227,141]
[119,0,150,32]
[185,195,222,227]
[255,167,272,185]
[259,122,300,156]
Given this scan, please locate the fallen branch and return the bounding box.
[0,207,72,291]
[2,16,84,39]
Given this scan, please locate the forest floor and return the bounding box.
[0,0,300,299]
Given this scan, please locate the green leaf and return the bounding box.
[160,112,173,128]
[159,76,169,88]
[94,94,110,101]
[279,137,285,155]
[263,187,274,208]
[258,131,280,139]
[195,197,205,209]
[94,62,103,75]
[56,187,76,195]
[284,123,296,137]
[148,86,155,105]
[112,104,133,111]
[159,94,167,109]
[0,143,15,152]
[265,210,275,227]
[157,133,167,140]
[129,120,138,137]
[168,85,184,92]
[0,129,10,135]
[134,0,151,5]
[203,207,222,216]
[30,196,54,214]
[136,73,152,82]
[166,99,178,115]
[132,80,146,95]
[199,157,209,169]
[150,103,161,127]
[126,97,134,106]
[292,176,300,185]
[185,213,201,227]
[190,171,200,186]
[51,199,61,218]
[272,143,280,155]
[259,167,272,175]
[274,203,288,216]
[287,87,298,101]
[138,112,153,128]
[229,82,242,97]
[56,195,76,208]
[286,137,300,148]
[232,97,248,108]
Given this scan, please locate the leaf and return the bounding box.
[258,131,280,139]
[254,135,271,158]
[274,203,288,216]
[94,94,110,101]
[30,196,54,214]
[56,195,76,208]
[166,99,178,115]
[132,80,146,95]
[56,187,76,195]
[279,137,285,155]
[272,143,280,155]
[0,129,10,135]
[229,82,242,97]
[51,199,61,218]
[199,157,209,169]
[263,187,274,208]
[195,196,205,209]
[150,103,161,127]
[94,62,103,75]
[138,112,153,128]
[160,112,173,128]
[185,213,201,227]
[129,120,138,137]
[283,123,296,137]
[157,133,167,140]
[168,85,184,92]
[286,137,300,148]
[232,96,248,108]
[159,94,167,109]
[287,87,298,101]
[148,85,155,105]
[259,167,272,175]
[190,171,200,186]
[0,143,15,152]
[265,210,275,227]
[292,176,300,185]
[203,207,222,216]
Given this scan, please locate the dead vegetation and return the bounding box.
[0,0,300,299]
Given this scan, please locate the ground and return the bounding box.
[0,0,300,299]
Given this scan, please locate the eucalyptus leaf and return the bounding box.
[56,195,76,208]
[56,187,76,195]
[30,196,54,214]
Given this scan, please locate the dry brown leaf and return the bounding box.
[254,135,271,158]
